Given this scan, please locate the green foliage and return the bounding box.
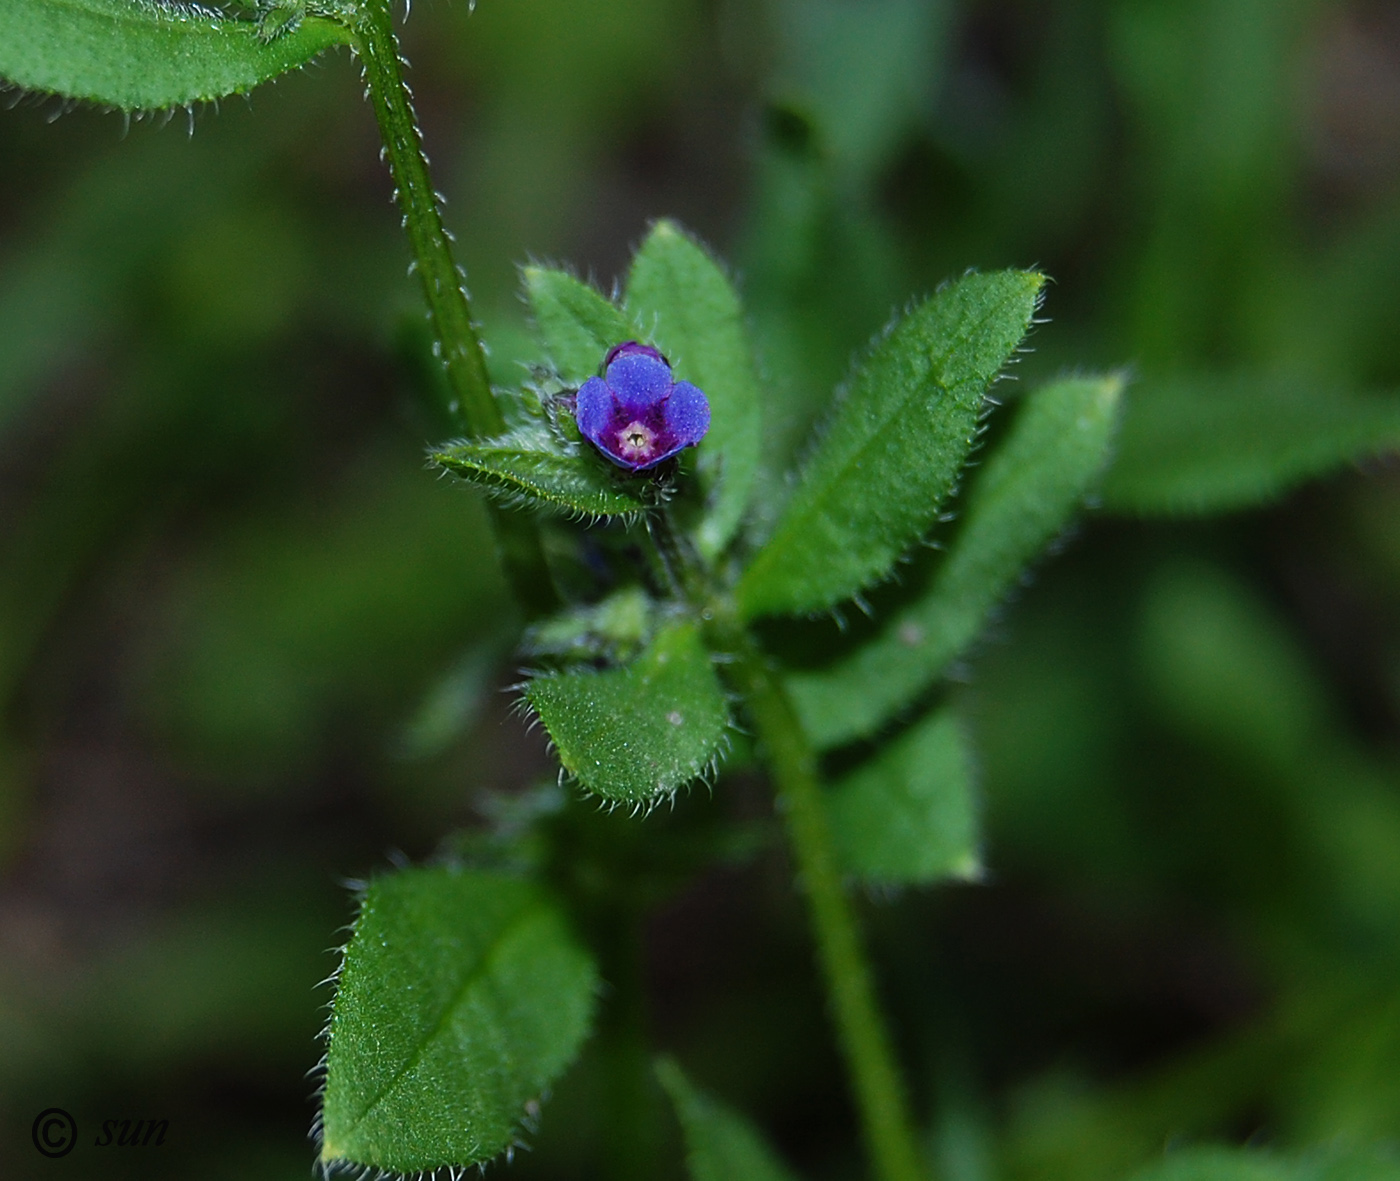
[737,270,1045,619]
[524,621,729,803]
[524,586,654,662]
[524,266,637,386]
[790,375,1123,748]
[431,426,650,519]
[657,1057,802,1181]
[0,0,350,110]
[828,707,979,886]
[320,866,597,1174]
[1102,374,1400,516]
[1125,1145,1400,1181]
[626,221,764,559]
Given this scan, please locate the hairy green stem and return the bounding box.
[683,588,922,1181]
[350,0,558,619]
[647,500,922,1180]
[728,632,924,1181]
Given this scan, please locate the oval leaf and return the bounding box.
[626,221,764,559]
[737,269,1045,619]
[525,620,729,803]
[524,266,638,386]
[657,1057,801,1181]
[791,374,1122,748]
[0,0,351,110]
[431,427,649,519]
[1101,373,1400,516]
[828,707,979,886]
[320,866,598,1174]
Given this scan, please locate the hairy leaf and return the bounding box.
[0,0,350,110]
[431,427,649,519]
[626,221,763,559]
[657,1057,801,1181]
[1102,373,1400,516]
[320,866,597,1174]
[524,267,637,386]
[790,375,1122,748]
[525,621,729,803]
[828,707,978,885]
[737,270,1045,619]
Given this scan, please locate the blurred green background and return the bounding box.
[2,0,1400,1177]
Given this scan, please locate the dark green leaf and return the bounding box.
[737,270,1045,619]
[657,1057,802,1181]
[626,221,764,559]
[790,375,1122,748]
[1102,373,1400,516]
[828,707,978,885]
[525,621,729,803]
[320,866,597,1174]
[431,427,649,519]
[0,0,350,110]
[523,266,637,386]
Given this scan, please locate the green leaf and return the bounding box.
[525,586,654,663]
[320,866,597,1174]
[431,427,649,519]
[1127,1148,1294,1181]
[626,221,764,559]
[1101,373,1400,516]
[524,620,729,804]
[0,0,351,111]
[656,1057,802,1181]
[737,270,1045,620]
[1127,1145,1400,1181]
[523,267,637,386]
[828,707,978,886]
[790,375,1123,748]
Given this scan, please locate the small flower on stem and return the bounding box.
[575,342,709,472]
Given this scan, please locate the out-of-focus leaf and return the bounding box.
[1102,374,1400,516]
[1128,1147,1294,1181]
[1128,1145,1400,1181]
[524,621,728,803]
[320,866,597,1174]
[656,1057,802,1181]
[773,0,949,184]
[1138,560,1331,766]
[431,426,649,519]
[524,586,654,663]
[0,0,351,110]
[524,267,636,385]
[828,707,978,886]
[791,375,1123,748]
[626,221,764,559]
[737,270,1044,619]
[395,641,502,761]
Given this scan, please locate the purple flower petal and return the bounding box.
[604,341,667,368]
[575,341,711,472]
[663,381,710,449]
[575,376,613,441]
[605,351,673,411]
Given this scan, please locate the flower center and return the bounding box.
[614,419,658,462]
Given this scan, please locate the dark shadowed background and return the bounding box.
[3,1,1400,1178]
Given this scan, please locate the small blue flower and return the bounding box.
[575,342,710,471]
